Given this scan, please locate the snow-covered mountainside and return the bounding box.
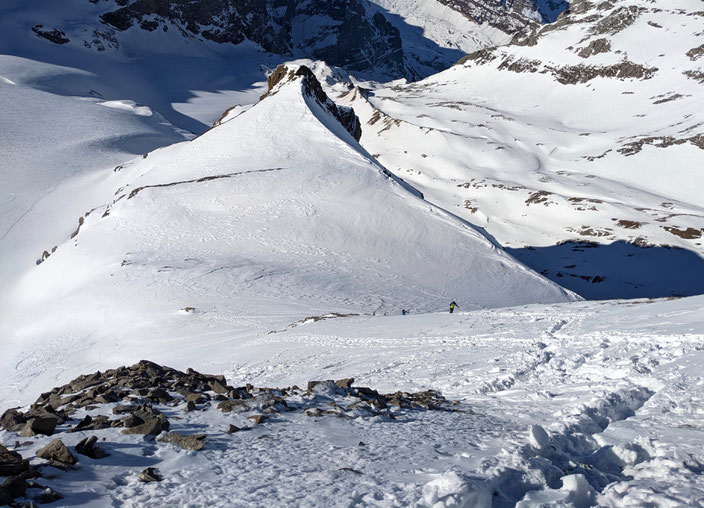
[0,63,574,405]
[2,0,567,85]
[335,0,704,299]
[2,0,704,506]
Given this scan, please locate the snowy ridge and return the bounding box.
[334,0,704,299]
[1,64,574,409]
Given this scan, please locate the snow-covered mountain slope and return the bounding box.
[0,64,574,405]
[335,0,704,299]
[0,55,192,293]
[368,0,512,75]
[1,294,703,506]
[0,0,284,133]
[367,0,569,77]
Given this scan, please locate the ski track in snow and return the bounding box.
[2,298,702,506]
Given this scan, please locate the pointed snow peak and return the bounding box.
[263,64,362,141]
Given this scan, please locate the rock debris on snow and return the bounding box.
[0,360,465,506]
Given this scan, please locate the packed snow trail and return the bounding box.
[2,296,702,506]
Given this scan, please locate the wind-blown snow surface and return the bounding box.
[0,68,573,407]
[0,55,192,291]
[1,296,703,506]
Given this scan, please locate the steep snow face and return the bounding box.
[367,0,512,76]
[337,0,704,299]
[366,0,570,76]
[1,66,574,403]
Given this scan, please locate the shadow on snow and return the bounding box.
[508,240,704,300]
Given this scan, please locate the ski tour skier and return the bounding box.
[449,301,458,313]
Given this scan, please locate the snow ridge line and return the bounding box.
[125,167,286,199]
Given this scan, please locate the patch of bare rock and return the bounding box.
[0,360,461,505]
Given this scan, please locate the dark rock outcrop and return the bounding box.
[19,416,58,437]
[264,65,362,141]
[31,25,70,44]
[75,436,109,459]
[0,409,26,433]
[0,444,29,476]
[98,0,406,78]
[1,475,27,499]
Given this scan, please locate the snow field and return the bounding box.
[2,296,703,506]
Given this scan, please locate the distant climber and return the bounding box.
[449,301,458,313]
[402,309,407,315]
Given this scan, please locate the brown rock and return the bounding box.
[158,432,206,451]
[95,392,119,404]
[69,414,112,432]
[112,405,138,415]
[147,388,173,403]
[226,424,241,433]
[248,414,267,425]
[0,444,29,476]
[139,467,161,482]
[68,372,103,392]
[19,416,58,437]
[183,392,207,404]
[334,378,355,389]
[217,400,248,413]
[122,416,169,435]
[75,436,109,459]
[36,440,77,465]
[209,380,230,394]
[1,475,27,498]
[0,409,26,432]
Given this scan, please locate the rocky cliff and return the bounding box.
[96,0,405,78]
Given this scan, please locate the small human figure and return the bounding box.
[449,301,458,313]
[402,309,407,315]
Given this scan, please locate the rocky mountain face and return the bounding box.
[28,0,566,81]
[432,0,568,33]
[86,0,406,78]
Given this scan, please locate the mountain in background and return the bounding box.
[333,0,704,299]
[9,0,566,81]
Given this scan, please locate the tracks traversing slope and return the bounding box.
[126,167,285,200]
